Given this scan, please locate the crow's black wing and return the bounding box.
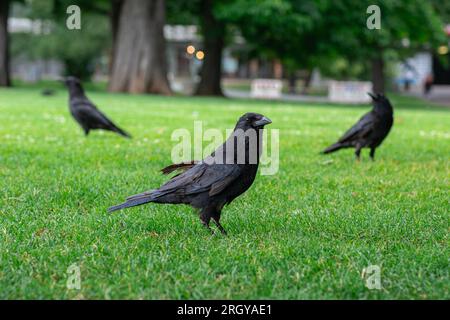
[183,163,242,196]
[161,161,198,176]
[155,162,241,197]
[126,162,242,202]
[108,162,242,212]
[73,101,131,137]
[338,112,374,143]
[72,102,111,128]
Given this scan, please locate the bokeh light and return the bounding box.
[195,50,205,60]
[186,45,195,55]
[438,46,449,55]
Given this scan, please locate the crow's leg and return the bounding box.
[211,209,227,235]
[199,210,214,234]
[83,128,90,136]
[213,220,227,235]
[212,216,227,236]
[370,147,376,161]
[355,146,362,161]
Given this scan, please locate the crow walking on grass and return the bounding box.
[322,93,393,160]
[63,76,131,138]
[108,113,272,235]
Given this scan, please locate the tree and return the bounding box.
[11,1,110,80]
[109,0,123,74]
[109,0,171,94]
[220,0,324,93]
[53,0,114,74]
[194,0,225,96]
[0,0,11,86]
[320,0,446,93]
[167,0,227,96]
[221,0,447,94]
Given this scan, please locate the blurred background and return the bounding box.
[1,0,450,104]
[1,1,449,300]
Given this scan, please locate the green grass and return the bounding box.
[0,85,448,299]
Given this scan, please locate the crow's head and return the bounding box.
[368,93,393,111]
[61,76,85,95]
[236,113,272,130]
[62,76,81,87]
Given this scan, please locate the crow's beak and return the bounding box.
[254,116,272,127]
[367,92,377,100]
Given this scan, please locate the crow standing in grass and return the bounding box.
[63,76,131,138]
[41,88,55,96]
[108,113,272,235]
[322,93,393,160]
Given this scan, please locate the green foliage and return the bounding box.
[205,0,447,79]
[167,0,200,25]
[219,0,320,64]
[11,1,110,80]
[318,57,369,81]
[0,85,449,299]
[55,15,110,79]
[322,0,446,58]
[431,0,450,21]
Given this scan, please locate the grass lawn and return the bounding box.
[0,85,448,299]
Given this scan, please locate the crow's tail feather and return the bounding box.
[161,161,198,175]
[322,142,344,154]
[111,125,131,138]
[108,196,153,213]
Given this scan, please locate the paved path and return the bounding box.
[226,86,450,107]
[407,85,450,107]
[224,89,329,103]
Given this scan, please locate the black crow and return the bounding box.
[41,88,55,96]
[108,113,272,235]
[322,93,393,160]
[63,76,131,138]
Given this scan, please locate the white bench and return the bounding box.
[328,81,373,103]
[251,79,283,99]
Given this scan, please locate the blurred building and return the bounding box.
[9,17,283,88]
[395,25,450,93]
[9,18,64,81]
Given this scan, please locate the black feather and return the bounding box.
[63,76,131,138]
[108,113,272,235]
[322,93,393,160]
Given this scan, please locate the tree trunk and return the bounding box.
[301,69,312,95]
[109,0,171,94]
[371,54,385,93]
[195,0,225,96]
[108,0,123,75]
[0,0,10,87]
[288,71,297,94]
